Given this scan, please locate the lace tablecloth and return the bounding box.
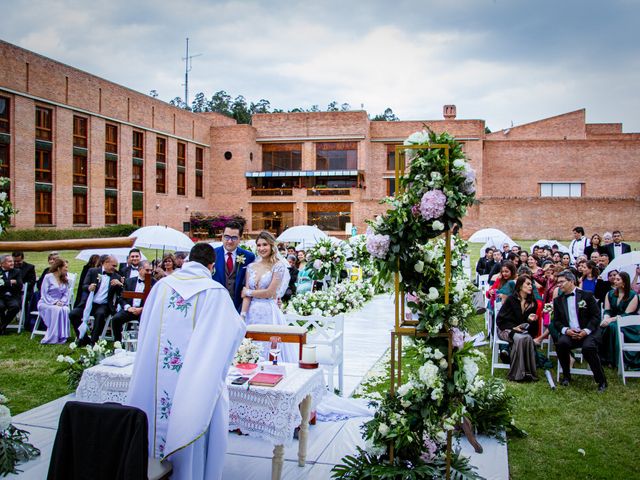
[76,362,325,447]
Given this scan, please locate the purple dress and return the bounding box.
[37,273,71,344]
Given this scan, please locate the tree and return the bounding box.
[308,105,320,112]
[149,90,159,98]
[169,97,187,109]
[372,107,399,121]
[208,90,232,117]
[250,99,271,114]
[231,95,251,124]
[484,126,492,134]
[340,103,351,112]
[191,92,207,112]
[327,101,339,112]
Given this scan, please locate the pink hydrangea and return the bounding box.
[419,189,447,220]
[420,434,438,463]
[366,233,390,259]
[451,327,464,349]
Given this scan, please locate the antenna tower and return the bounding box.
[182,37,202,109]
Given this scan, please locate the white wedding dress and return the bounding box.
[245,260,298,364]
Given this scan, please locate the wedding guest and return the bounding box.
[282,254,298,302]
[487,250,504,279]
[37,258,71,344]
[552,251,562,265]
[603,231,613,245]
[174,251,188,269]
[287,246,296,257]
[569,226,589,263]
[154,253,177,280]
[579,261,601,294]
[296,249,306,267]
[599,272,639,369]
[74,254,100,308]
[605,230,631,260]
[111,261,155,342]
[496,275,540,381]
[527,255,541,277]
[486,261,517,311]
[553,270,607,392]
[119,249,142,279]
[519,250,529,266]
[0,254,23,335]
[506,252,520,270]
[12,251,36,304]
[632,265,640,295]
[476,248,493,277]
[296,250,313,294]
[584,233,606,258]
[589,251,601,264]
[36,252,60,291]
[595,269,618,305]
[561,252,572,269]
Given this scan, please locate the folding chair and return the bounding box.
[32,274,77,339]
[616,315,640,385]
[490,298,509,375]
[5,282,29,334]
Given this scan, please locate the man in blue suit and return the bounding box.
[212,220,255,312]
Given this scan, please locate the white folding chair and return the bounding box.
[616,315,640,385]
[99,314,115,341]
[490,299,509,375]
[286,313,345,394]
[6,282,30,334]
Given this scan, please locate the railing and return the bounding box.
[306,188,351,196]
[250,188,293,196]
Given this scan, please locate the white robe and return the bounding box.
[126,261,245,480]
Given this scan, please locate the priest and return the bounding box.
[126,243,245,479]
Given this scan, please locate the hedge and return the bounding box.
[1,224,138,241]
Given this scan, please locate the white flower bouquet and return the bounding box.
[56,340,118,389]
[0,393,40,476]
[233,338,262,365]
[305,239,347,281]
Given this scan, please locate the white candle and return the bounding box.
[301,345,317,364]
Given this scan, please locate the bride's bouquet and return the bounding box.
[233,339,262,365]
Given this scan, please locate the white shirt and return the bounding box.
[224,248,237,270]
[613,243,623,258]
[128,266,140,279]
[561,288,592,335]
[124,277,146,310]
[569,237,589,262]
[93,270,110,304]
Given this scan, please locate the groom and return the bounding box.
[212,220,255,312]
[553,270,607,392]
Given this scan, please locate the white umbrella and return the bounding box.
[276,225,328,249]
[600,251,640,279]
[130,226,195,251]
[468,228,510,243]
[76,248,147,264]
[530,239,570,254]
[479,235,516,256]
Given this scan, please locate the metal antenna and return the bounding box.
[182,37,202,109]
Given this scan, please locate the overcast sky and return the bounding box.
[2,0,638,132]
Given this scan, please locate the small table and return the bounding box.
[76,361,325,480]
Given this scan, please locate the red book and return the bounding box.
[249,373,283,387]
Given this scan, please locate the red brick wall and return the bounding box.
[487,110,586,140]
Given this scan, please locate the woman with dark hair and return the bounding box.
[579,260,600,294]
[486,261,517,312]
[561,252,571,269]
[74,254,100,308]
[496,275,540,381]
[519,250,529,266]
[584,233,606,258]
[599,271,639,369]
[595,269,618,305]
[154,253,177,280]
[37,258,71,344]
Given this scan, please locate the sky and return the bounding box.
[1,0,639,132]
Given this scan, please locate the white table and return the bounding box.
[76,361,325,480]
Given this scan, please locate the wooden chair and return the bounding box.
[616,315,640,385]
[245,324,307,360]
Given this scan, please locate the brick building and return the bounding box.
[1,40,638,240]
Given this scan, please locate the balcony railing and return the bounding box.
[250,188,293,196]
[307,188,351,196]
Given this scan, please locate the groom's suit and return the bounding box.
[553,288,606,385]
[212,246,255,312]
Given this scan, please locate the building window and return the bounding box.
[35,107,53,141]
[132,192,143,227]
[156,167,166,194]
[132,131,144,158]
[386,178,396,197]
[156,137,166,163]
[251,203,294,236]
[105,194,117,224]
[262,144,302,171]
[540,182,582,198]
[177,142,186,167]
[35,149,52,182]
[195,173,203,198]
[132,163,143,191]
[105,158,117,189]
[307,202,351,231]
[0,144,9,179]
[195,147,203,170]
[386,144,401,170]
[156,137,166,193]
[35,191,52,224]
[105,124,118,154]
[316,142,357,170]
[73,155,87,185]
[73,116,88,148]
[177,170,186,196]
[0,96,9,134]
[73,192,88,224]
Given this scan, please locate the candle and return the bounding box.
[301,345,317,364]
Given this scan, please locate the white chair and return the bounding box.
[616,315,640,385]
[490,299,509,375]
[99,314,115,341]
[478,275,490,294]
[286,313,345,394]
[5,282,30,334]
[32,274,77,339]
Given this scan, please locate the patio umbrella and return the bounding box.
[76,248,147,264]
[468,228,510,243]
[276,225,328,249]
[600,251,640,279]
[479,235,516,256]
[129,226,195,251]
[530,239,570,254]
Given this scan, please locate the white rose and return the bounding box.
[319,247,327,255]
[439,358,448,369]
[56,354,65,363]
[432,220,445,231]
[378,423,390,437]
[0,404,11,432]
[414,260,424,273]
[433,349,444,360]
[397,382,412,397]
[418,362,439,387]
[427,287,439,301]
[313,259,323,270]
[69,342,77,350]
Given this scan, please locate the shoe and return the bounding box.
[499,351,510,364]
[560,378,570,387]
[597,383,608,393]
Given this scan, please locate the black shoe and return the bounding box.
[560,378,570,387]
[499,351,510,364]
[597,382,608,393]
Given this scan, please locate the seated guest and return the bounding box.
[599,271,639,369]
[486,261,517,311]
[511,245,521,255]
[595,269,617,305]
[597,252,610,272]
[12,251,36,303]
[36,252,60,291]
[605,230,631,260]
[476,248,493,279]
[174,251,188,269]
[528,255,542,278]
[632,266,640,295]
[37,258,71,344]
[519,250,529,266]
[602,231,613,246]
[74,254,100,308]
[487,250,504,279]
[69,255,123,345]
[153,253,177,280]
[589,251,601,265]
[579,260,600,294]
[111,261,155,342]
[296,251,313,294]
[496,275,540,381]
[551,251,562,265]
[584,233,606,258]
[0,255,24,335]
[506,252,520,270]
[553,270,607,392]
[561,252,572,269]
[119,249,142,279]
[282,255,298,302]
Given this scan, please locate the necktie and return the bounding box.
[565,292,575,297]
[227,252,233,274]
[137,278,145,284]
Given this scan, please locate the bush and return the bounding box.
[1,224,138,241]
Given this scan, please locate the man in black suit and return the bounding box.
[69,255,123,345]
[119,248,142,279]
[12,251,36,296]
[111,261,155,341]
[605,230,631,260]
[553,270,607,392]
[0,255,24,334]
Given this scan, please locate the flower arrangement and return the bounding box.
[348,235,374,276]
[233,338,262,365]
[305,238,347,281]
[0,393,40,476]
[285,281,375,317]
[0,178,17,235]
[56,340,120,390]
[333,130,520,478]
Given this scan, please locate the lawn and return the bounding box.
[1,241,639,479]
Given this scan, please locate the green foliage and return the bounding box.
[0,424,41,476]
[2,224,137,241]
[372,108,400,121]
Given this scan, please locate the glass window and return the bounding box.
[315,142,357,170]
[35,191,52,224]
[73,116,88,148]
[132,131,144,158]
[35,107,52,141]
[35,149,52,182]
[195,174,203,198]
[156,137,166,163]
[386,178,396,197]
[195,147,203,170]
[105,195,117,224]
[105,159,117,189]
[132,163,143,191]
[177,142,186,167]
[105,124,118,154]
[73,192,88,224]
[0,96,9,134]
[177,170,186,196]
[156,166,166,194]
[0,144,9,179]
[540,182,582,197]
[262,144,302,171]
[307,203,351,231]
[386,144,400,170]
[73,155,87,185]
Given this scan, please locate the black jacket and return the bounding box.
[0,268,23,301]
[76,267,122,313]
[553,289,600,335]
[15,261,36,294]
[496,294,539,339]
[605,242,631,260]
[117,276,156,311]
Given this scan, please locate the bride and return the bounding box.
[241,231,297,363]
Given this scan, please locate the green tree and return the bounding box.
[372,107,399,121]
[191,92,207,112]
[231,95,251,124]
[149,90,159,98]
[250,99,271,114]
[169,97,187,109]
[208,90,232,116]
[327,101,339,112]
